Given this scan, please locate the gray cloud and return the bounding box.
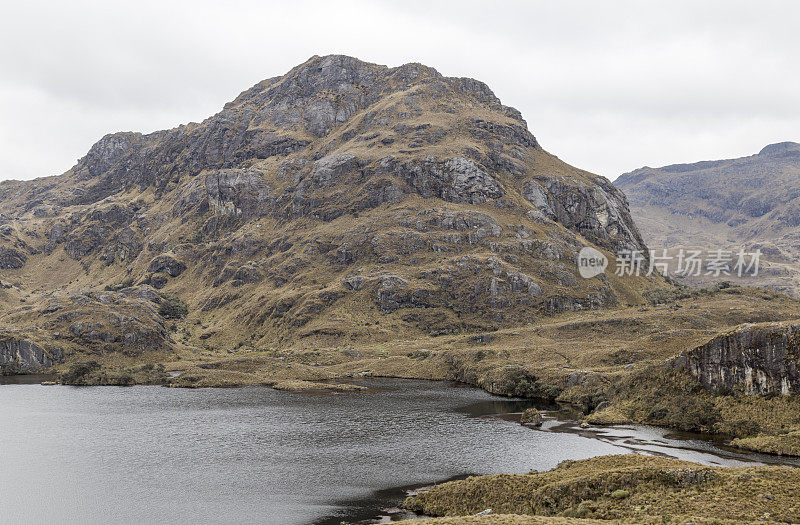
[1,0,798,182]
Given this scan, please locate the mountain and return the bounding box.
[3,57,800,456]
[0,54,659,375]
[615,142,800,295]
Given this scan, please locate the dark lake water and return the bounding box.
[1,377,796,525]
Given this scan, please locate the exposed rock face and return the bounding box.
[78,132,140,180]
[205,169,272,218]
[0,335,63,373]
[0,246,27,269]
[312,154,359,187]
[525,177,644,253]
[675,322,800,395]
[400,157,505,205]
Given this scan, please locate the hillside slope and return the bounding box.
[615,142,800,295]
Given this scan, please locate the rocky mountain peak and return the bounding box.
[223,55,502,136]
[758,141,800,157]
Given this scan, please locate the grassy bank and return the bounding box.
[402,454,799,523]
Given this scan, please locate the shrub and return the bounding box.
[611,489,629,499]
[60,361,101,384]
[158,293,188,319]
[731,419,761,438]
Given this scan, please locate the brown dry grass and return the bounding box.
[403,454,800,523]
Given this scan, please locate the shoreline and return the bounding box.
[5,370,800,462]
[309,386,800,524]
[345,392,800,522]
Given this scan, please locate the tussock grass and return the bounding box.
[404,454,800,523]
[731,430,800,457]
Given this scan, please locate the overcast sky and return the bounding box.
[1,0,798,183]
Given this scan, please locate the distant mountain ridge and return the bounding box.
[615,141,800,295]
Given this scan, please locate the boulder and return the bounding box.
[148,254,186,277]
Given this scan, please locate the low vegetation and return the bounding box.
[731,430,800,457]
[103,278,135,292]
[158,293,188,320]
[403,454,800,523]
[60,361,168,386]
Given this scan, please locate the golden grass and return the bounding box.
[271,379,366,392]
[404,454,800,523]
[393,515,748,525]
[731,430,800,457]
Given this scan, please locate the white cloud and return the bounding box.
[0,0,798,181]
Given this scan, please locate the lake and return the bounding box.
[1,377,795,525]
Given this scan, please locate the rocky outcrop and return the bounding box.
[375,274,410,313]
[148,254,186,277]
[312,154,359,187]
[0,246,27,269]
[520,407,543,428]
[390,157,505,205]
[0,334,63,373]
[675,322,800,395]
[2,287,175,360]
[76,132,141,180]
[205,169,272,218]
[524,177,645,254]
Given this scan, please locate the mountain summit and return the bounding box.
[0,55,655,371]
[759,141,800,156]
